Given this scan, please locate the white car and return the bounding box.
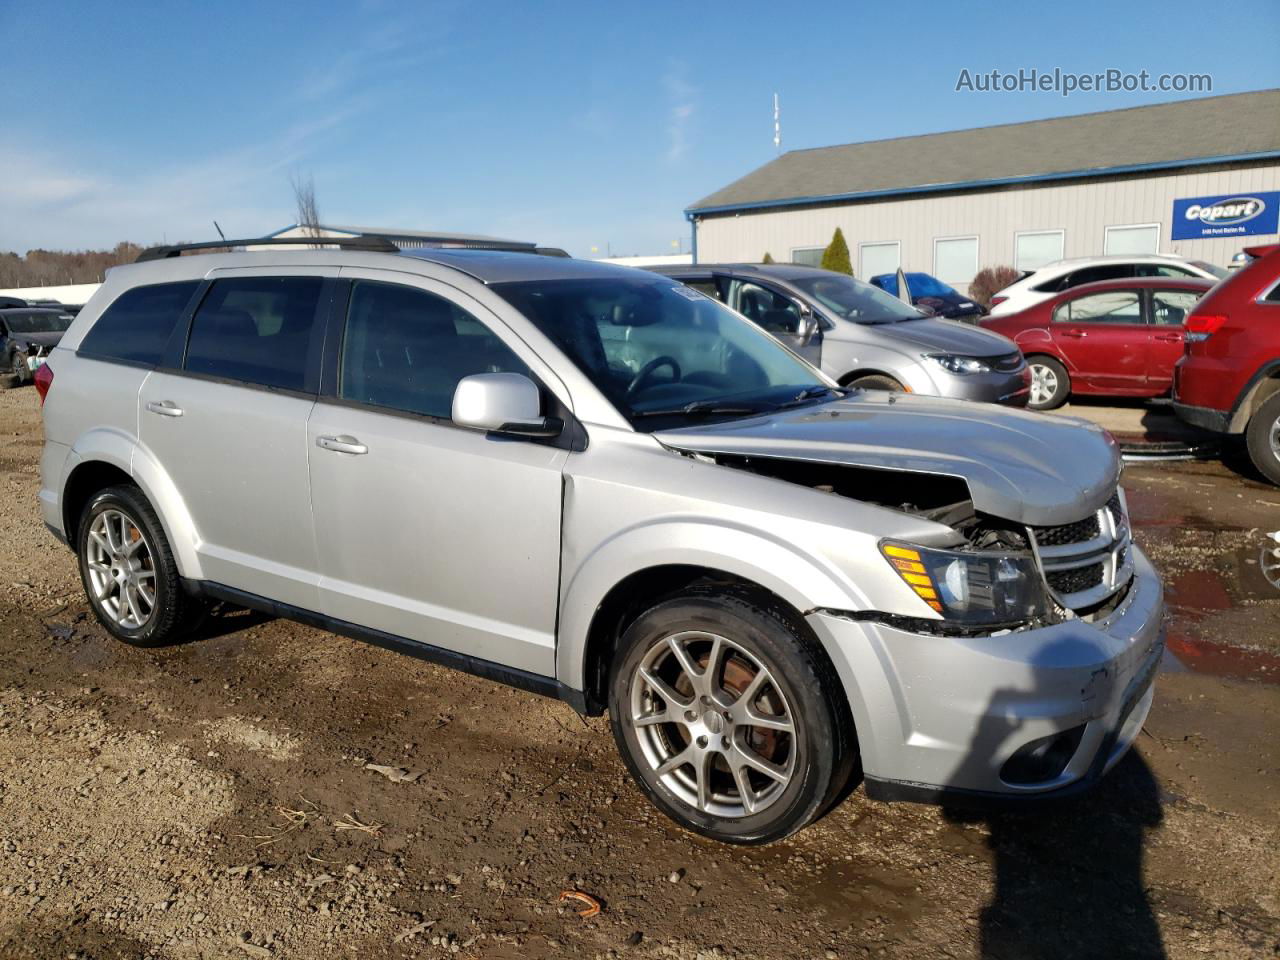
[988,254,1226,317]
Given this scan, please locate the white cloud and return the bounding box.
[0,112,351,251]
[663,60,697,164]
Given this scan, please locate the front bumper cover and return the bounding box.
[806,545,1164,805]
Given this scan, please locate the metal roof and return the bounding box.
[689,90,1280,215]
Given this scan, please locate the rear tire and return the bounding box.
[1027,355,1069,410]
[1245,392,1280,486]
[76,484,199,647]
[608,584,855,844]
[846,374,903,393]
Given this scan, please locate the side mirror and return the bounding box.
[452,372,562,438]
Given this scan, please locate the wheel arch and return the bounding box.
[1229,362,1280,432]
[837,368,903,388]
[61,433,204,579]
[558,521,868,717]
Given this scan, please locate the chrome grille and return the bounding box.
[1029,488,1133,610]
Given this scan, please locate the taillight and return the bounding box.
[33,363,53,405]
[1184,313,1227,343]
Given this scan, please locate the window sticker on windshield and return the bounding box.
[671,285,708,302]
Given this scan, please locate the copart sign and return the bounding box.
[1172,191,1279,240]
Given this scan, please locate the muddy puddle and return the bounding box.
[1157,528,1280,683]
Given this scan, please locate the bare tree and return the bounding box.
[290,172,322,245]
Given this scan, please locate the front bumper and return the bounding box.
[806,545,1164,803]
[928,366,1030,407]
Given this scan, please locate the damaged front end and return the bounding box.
[678,451,1135,637]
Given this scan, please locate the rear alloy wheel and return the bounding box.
[77,484,198,646]
[1027,356,1070,410]
[1245,392,1280,486]
[609,586,854,844]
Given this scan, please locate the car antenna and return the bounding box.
[213,221,227,241]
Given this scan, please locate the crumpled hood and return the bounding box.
[860,317,1015,356]
[656,392,1121,526]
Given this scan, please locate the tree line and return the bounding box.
[0,242,145,288]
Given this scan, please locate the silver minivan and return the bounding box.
[38,240,1162,843]
[653,264,1030,405]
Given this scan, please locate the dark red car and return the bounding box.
[980,277,1212,410]
[1173,244,1280,485]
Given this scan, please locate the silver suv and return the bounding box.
[38,240,1163,843]
[652,263,1029,405]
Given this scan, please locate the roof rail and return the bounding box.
[134,235,401,262]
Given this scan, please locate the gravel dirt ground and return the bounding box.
[0,385,1277,960]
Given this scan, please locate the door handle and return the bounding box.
[145,400,183,417]
[316,435,368,455]
[1154,333,1183,342]
[1060,329,1088,338]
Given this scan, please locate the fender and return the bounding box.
[67,427,205,580]
[1228,360,1280,432]
[555,517,874,692]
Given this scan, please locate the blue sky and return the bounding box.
[2,0,1278,257]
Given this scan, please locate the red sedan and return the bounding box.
[1173,244,1280,485]
[980,277,1213,410]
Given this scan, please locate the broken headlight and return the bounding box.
[880,540,1050,626]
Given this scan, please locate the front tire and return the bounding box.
[1245,392,1280,486]
[1027,355,1070,410]
[608,585,855,844]
[76,484,197,646]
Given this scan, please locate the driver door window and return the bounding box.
[732,282,803,334]
[339,280,530,420]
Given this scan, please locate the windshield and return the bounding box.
[492,276,834,427]
[875,273,959,299]
[791,274,923,325]
[4,311,72,334]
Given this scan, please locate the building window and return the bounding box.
[790,247,824,267]
[933,236,979,286]
[1104,223,1161,255]
[1014,230,1065,272]
[859,241,900,280]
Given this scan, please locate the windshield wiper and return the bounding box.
[777,385,843,407]
[632,399,776,419]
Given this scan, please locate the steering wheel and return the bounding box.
[625,356,681,400]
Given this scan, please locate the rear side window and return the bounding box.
[183,277,325,392]
[1062,264,1136,289]
[79,281,200,365]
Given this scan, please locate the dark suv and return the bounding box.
[1,307,75,385]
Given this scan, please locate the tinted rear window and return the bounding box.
[183,276,325,392]
[79,281,200,365]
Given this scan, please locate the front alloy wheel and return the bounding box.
[629,630,796,818]
[610,585,855,844]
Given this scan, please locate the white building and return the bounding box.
[686,90,1280,293]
